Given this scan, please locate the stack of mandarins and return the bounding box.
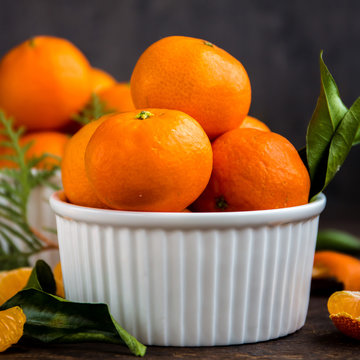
[63,35,310,212]
[0,35,310,212]
[0,36,134,169]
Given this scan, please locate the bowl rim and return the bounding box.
[49,191,326,229]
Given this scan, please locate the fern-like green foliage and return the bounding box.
[0,111,60,270]
[72,93,114,125]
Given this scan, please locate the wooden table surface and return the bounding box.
[3,291,358,359]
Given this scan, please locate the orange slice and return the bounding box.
[0,306,26,352]
[0,268,32,306]
[328,290,360,340]
[53,262,65,298]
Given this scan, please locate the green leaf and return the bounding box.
[0,252,30,270]
[306,52,348,184]
[324,98,360,190]
[306,53,360,198]
[25,260,56,294]
[0,289,146,356]
[72,93,114,125]
[316,229,360,254]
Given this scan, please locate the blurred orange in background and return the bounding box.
[0,36,92,131]
[98,82,135,113]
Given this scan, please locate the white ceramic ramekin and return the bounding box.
[50,191,326,346]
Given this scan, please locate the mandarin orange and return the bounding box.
[191,128,310,212]
[0,131,69,169]
[85,109,213,212]
[240,115,270,131]
[98,82,135,113]
[0,36,91,130]
[130,36,251,139]
[61,118,108,208]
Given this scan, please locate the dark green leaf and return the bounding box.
[306,52,348,183]
[25,260,56,294]
[325,97,360,189]
[306,53,360,198]
[72,93,113,125]
[316,229,360,254]
[0,289,146,356]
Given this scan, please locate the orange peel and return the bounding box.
[313,251,360,290]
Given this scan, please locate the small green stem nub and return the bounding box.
[215,196,228,210]
[135,111,154,120]
[203,41,214,47]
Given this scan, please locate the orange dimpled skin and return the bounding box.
[98,83,136,113]
[0,36,92,130]
[61,118,108,208]
[85,109,213,212]
[192,128,310,212]
[130,36,251,139]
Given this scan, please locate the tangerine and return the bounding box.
[61,118,108,208]
[0,131,69,169]
[98,82,135,113]
[130,36,251,139]
[240,115,270,131]
[90,67,116,93]
[191,128,310,211]
[0,36,91,130]
[85,109,213,212]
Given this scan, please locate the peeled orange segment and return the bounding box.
[53,262,65,298]
[0,306,26,352]
[328,291,360,318]
[328,291,360,340]
[0,268,32,306]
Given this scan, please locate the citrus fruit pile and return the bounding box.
[0,35,310,212]
[63,35,310,212]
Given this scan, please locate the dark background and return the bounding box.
[0,0,359,229]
